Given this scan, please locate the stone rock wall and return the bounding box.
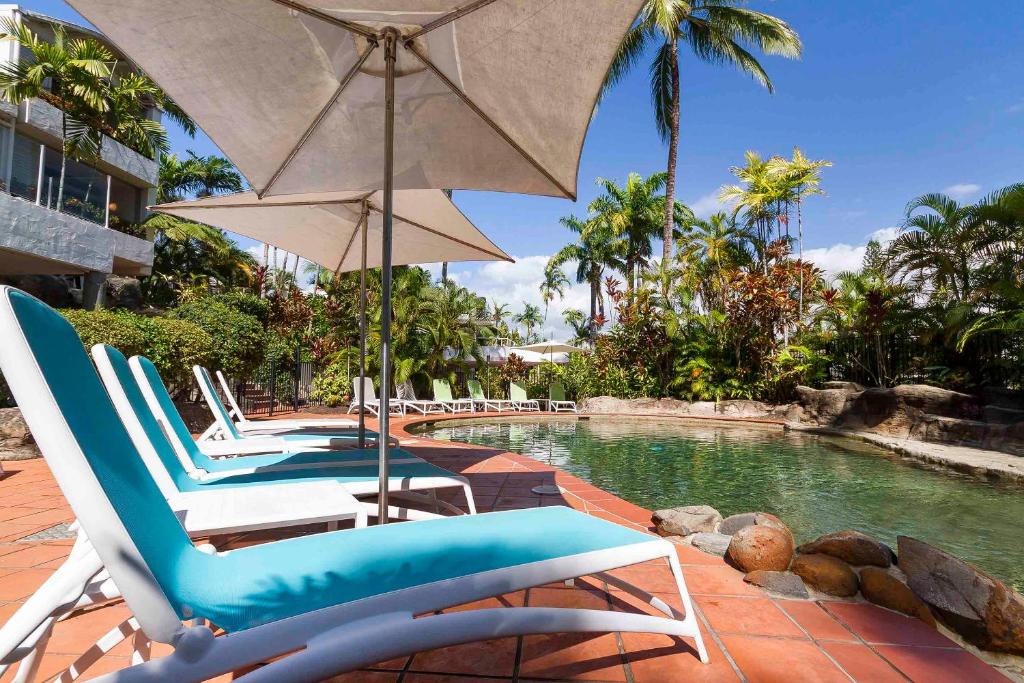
[580,395,799,421]
[0,408,39,460]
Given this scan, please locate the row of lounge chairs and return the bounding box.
[0,287,706,681]
[349,377,579,416]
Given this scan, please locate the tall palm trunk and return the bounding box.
[797,194,804,318]
[662,37,680,267]
[291,252,300,285]
[56,114,68,210]
[441,262,448,285]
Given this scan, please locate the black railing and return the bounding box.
[826,332,1023,391]
[222,349,324,417]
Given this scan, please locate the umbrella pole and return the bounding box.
[377,29,398,524]
[357,205,368,449]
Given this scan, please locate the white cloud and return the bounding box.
[1007,101,1024,114]
[687,190,734,218]
[803,227,899,279]
[943,183,981,200]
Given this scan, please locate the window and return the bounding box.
[108,174,142,228]
[60,156,108,225]
[8,131,40,201]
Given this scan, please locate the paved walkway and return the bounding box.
[0,410,1011,682]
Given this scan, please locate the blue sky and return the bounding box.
[22,1,1024,337]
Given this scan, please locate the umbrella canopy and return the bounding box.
[67,0,644,200]
[152,189,511,272]
[69,0,644,522]
[513,341,584,356]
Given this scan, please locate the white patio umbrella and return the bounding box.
[69,0,645,522]
[152,188,510,448]
[513,341,585,364]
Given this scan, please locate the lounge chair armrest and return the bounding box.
[197,440,291,458]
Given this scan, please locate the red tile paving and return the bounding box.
[0,410,1012,682]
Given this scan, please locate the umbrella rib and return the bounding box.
[149,198,367,211]
[404,42,575,200]
[267,0,377,39]
[367,205,512,263]
[405,0,499,41]
[257,44,378,199]
[334,202,369,274]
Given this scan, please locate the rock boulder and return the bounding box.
[744,570,809,599]
[691,532,731,557]
[0,407,39,460]
[719,512,757,535]
[859,566,935,627]
[726,524,794,573]
[791,553,859,597]
[797,530,894,567]
[898,536,1024,655]
[104,276,143,311]
[652,505,721,537]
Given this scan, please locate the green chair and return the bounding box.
[467,379,515,412]
[509,381,540,412]
[432,378,474,413]
[549,381,577,413]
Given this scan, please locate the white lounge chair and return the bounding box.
[194,366,390,451]
[510,381,540,412]
[468,379,515,412]
[549,381,578,413]
[396,379,446,416]
[215,368,362,434]
[0,286,708,682]
[347,376,405,417]
[109,349,475,517]
[432,378,474,413]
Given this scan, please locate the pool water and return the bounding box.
[416,417,1024,591]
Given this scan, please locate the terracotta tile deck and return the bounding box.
[0,410,1010,682]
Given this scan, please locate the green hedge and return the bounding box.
[60,308,214,387]
[170,299,266,376]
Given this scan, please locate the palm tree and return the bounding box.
[0,18,110,208]
[886,193,977,302]
[539,265,570,321]
[548,215,624,326]
[769,148,831,316]
[688,211,750,310]
[418,282,486,382]
[516,303,543,343]
[589,172,667,295]
[562,308,590,345]
[103,71,194,160]
[604,1,801,265]
[182,151,244,197]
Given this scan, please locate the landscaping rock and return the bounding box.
[0,408,39,461]
[691,532,732,557]
[578,396,797,421]
[652,505,721,537]
[719,512,757,535]
[744,570,809,599]
[859,566,935,627]
[104,276,143,311]
[899,536,1024,655]
[822,381,865,393]
[797,530,894,567]
[726,524,794,573]
[791,553,859,597]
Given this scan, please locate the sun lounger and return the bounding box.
[347,376,404,417]
[396,380,446,415]
[214,368,362,434]
[467,379,515,412]
[432,378,474,413]
[194,366,392,451]
[510,381,540,412]
[0,286,708,682]
[100,347,475,518]
[549,381,578,413]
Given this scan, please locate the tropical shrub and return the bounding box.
[170,298,265,376]
[60,309,213,388]
[310,360,352,408]
[212,291,270,326]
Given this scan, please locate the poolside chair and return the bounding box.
[0,286,708,682]
[549,381,578,413]
[432,378,474,413]
[510,381,540,412]
[396,379,446,416]
[347,376,405,417]
[110,348,475,518]
[468,379,515,412]
[214,368,362,434]
[194,366,391,452]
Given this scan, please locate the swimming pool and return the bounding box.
[414,416,1024,591]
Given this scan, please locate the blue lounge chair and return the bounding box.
[0,287,707,681]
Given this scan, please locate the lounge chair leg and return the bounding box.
[10,625,49,683]
[666,553,709,664]
[461,482,477,515]
[130,629,151,666]
[430,490,439,514]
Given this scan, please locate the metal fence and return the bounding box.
[222,349,325,417]
[826,332,1023,391]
